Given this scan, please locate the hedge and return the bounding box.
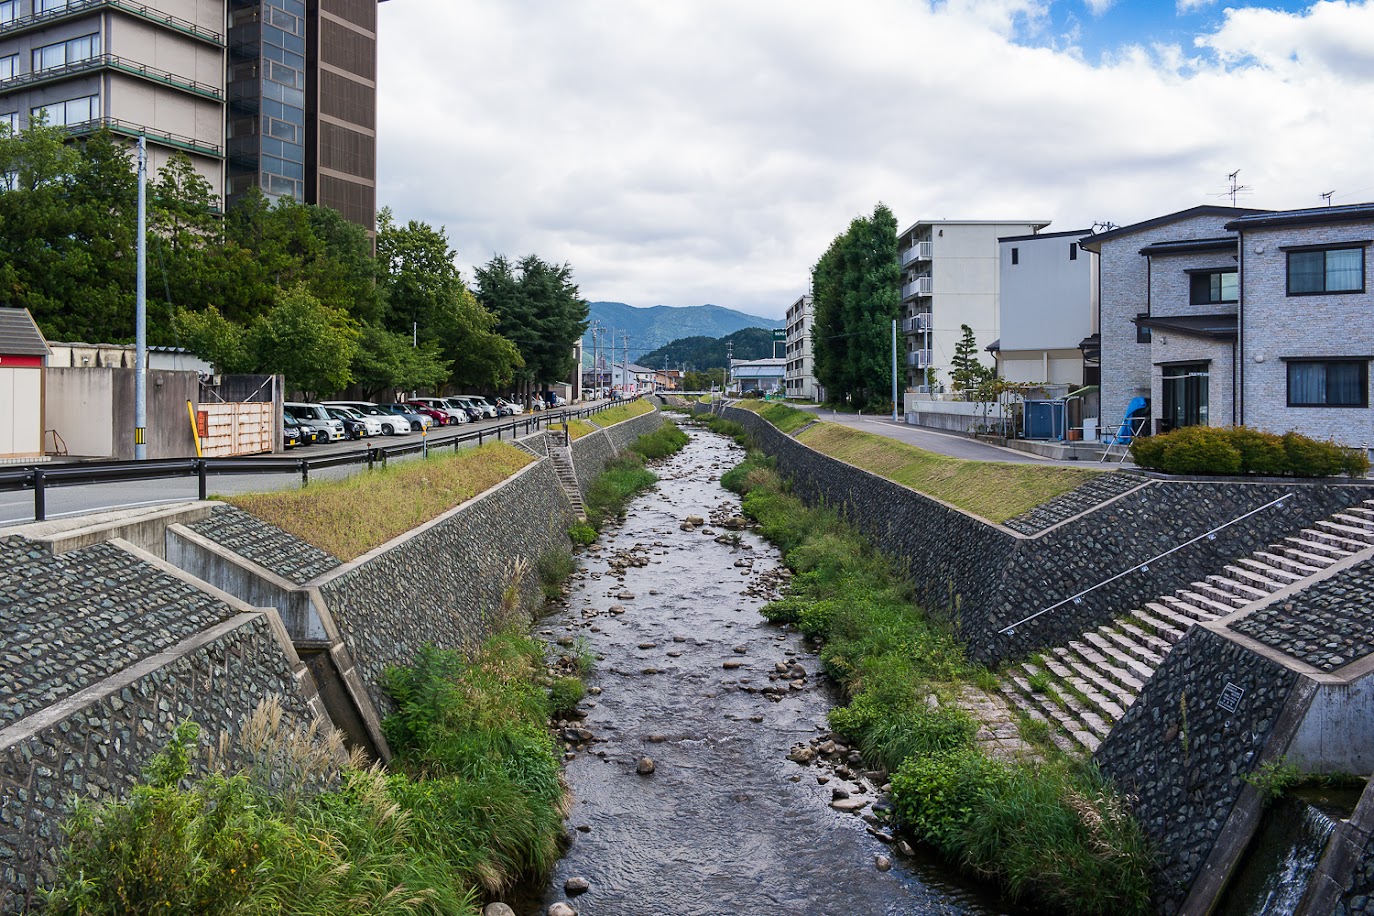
[1130,426,1369,478]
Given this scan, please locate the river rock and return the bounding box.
[875,855,893,872]
[565,876,591,895]
[722,660,745,669]
[637,756,656,775]
[548,904,577,916]
[483,905,516,916]
[831,798,869,813]
[638,642,656,649]
[685,515,705,526]
[787,745,816,765]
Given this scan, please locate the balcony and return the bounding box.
[903,313,931,335]
[900,241,932,266]
[65,115,222,159]
[0,0,223,46]
[3,54,223,101]
[906,349,933,369]
[901,275,932,300]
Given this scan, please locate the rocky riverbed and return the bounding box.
[518,426,1025,916]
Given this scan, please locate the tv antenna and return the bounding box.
[1321,190,1336,207]
[1090,220,1117,233]
[1223,169,1250,206]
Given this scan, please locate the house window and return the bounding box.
[1135,314,1151,344]
[1190,269,1238,305]
[1287,360,1368,408]
[1161,362,1209,432]
[1288,248,1364,295]
[1069,243,1078,261]
[1011,247,1019,265]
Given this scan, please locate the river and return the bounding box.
[530,426,1024,916]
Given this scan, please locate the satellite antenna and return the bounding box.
[1321,190,1336,207]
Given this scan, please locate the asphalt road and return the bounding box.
[0,405,598,528]
[797,405,1077,464]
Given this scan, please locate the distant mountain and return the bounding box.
[638,328,778,371]
[583,302,783,362]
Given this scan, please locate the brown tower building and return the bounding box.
[305,0,376,236]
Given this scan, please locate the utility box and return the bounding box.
[1022,399,1067,440]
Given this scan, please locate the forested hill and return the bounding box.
[584,301,782,355]
[637,327,777,370]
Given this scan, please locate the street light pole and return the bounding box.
[891,318,898,423]
[135,136,148,460]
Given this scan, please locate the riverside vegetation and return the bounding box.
[41,421,692,915]
[722,450,1155,916]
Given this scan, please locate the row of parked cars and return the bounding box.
[281,396,526,448]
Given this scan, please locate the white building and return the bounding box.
[898,218,1049,392]
[783,293,820,400]
[992,229,1096,386]
[729,357,785,394]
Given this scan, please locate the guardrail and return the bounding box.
[0,400,634,522]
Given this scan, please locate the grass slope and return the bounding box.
[795,423,1101,523]
[589,400,653,427]
[227,442,533,560]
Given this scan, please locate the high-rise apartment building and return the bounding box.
[0,0,377,234]
[897,218,1049,391]
[783,293,820,401]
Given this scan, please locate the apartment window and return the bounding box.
[1011,247,1019,265]
[0,54,15,80]
[0,111,16,135]
[31,94,97,126]
[38,0,70,10]
[33,33,100,72]
[1189,269,1238,305]
[0,1,16,24]
[1069,243,1078,261]
[1287,360,1368,408]
[1288,247,1364,295]
[1161,362,1209,431]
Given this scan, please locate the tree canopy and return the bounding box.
[810,203,901,409]
[474,254,588,395]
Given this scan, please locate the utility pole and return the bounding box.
[135,136,148,460]
[891,318,898,423]
[622,332,630,397]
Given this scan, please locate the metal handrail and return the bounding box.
[6,53,223,99]
[997,493,1295,636]
[0,398,633,521]
[0,0,223,45]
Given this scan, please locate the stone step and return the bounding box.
[997,685,1091,756]
[1120,617,1179,650]
[1236,555,1309,582]
[1276,539,1347,566]
[1225,562,1293,590]
[1143,601,1206,633]
[1066,640,1146,693]
[1082,631,1157,680]
[1315,518,1374,543]
[1347,505,1374,519]
[1002,678,1101,753]
[1253,549,1327,577]
[1331,512,1374,533]
[1303,526,1370,552]
[1040,657,1127,723]
[1096,627,1164,669]
[1203,574,1272,602]
[1187,581,1251,610]
[1053,647,1139,707]
[1161,592,1228,622]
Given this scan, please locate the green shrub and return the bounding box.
[584,454,657,529]
[629,422,689,460]
[537,550,576,604]
[759,595,806,625]
[1131,425,1367,478]
[548,676,585,717]
[567,521,597,546]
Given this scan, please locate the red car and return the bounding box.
[404,402,454,427]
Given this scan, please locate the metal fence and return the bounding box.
[0,400,628,522]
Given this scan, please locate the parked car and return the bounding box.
[283,417,302,448]
[495,397,523,416]
[326,401,413,436]
[285,402,346,441]
[326,405,382,439]
[407,399,463,426]
[467,396,500,420]
[378,402,432,432]
[444,396,485,423]
[284,414,322,445]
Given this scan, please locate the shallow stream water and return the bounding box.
[528,427,1024,916]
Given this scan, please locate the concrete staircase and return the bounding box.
[549,445,587,521]
[1000,500,1374,755]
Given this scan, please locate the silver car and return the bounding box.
[285,402,346,441]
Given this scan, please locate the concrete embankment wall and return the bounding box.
[707,403,1374,666]
[570,409,668,497]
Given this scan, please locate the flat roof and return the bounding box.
[900,218,1051,236]
[1135,313,1238,340]
[999,228,1091,243]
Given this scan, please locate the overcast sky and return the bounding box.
[377,0,1374,320]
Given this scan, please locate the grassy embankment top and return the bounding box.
[731,400,1102,524]
[227,442,533,561]
[589,399,654,427]
[565,419,598,440]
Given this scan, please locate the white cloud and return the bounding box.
[377,1,1374,319]
[1084,0,1117,16]
[1176,0,1215,13]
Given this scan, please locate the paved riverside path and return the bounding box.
[791,405,1098,467]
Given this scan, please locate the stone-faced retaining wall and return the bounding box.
[0,611,317,914]
[1095,626,1305,915]
[569,409,667,498]
[714,405,1374,665]
[314,458,578,716]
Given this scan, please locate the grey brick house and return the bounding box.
[1080,203,1374,451]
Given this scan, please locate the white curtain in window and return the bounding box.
[1326,249,1363,292]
